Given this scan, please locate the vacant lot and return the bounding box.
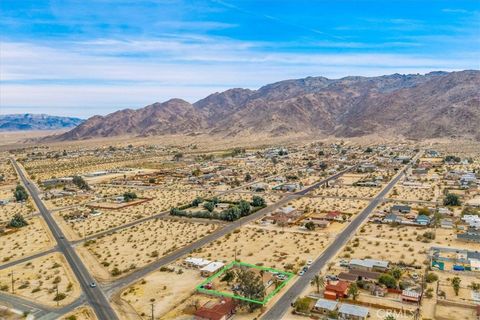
[119,267,202,319]
[78,218,217,280]
[0,253,81,307]
[0,216,54,264]
[192,226,329,273]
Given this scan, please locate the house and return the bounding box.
[215,203,230,210]
[402,289,421,302]
[349,259,389,272]
[325,211,344,222]
[338,303,369,320]
[200,262,225,277]
[412,168,428,175]
[194,298,236,320]
[273,183,300,192]
[457,229,480,243]
[383,213,402,224]
[462,215,480,229]
[390,205,411,214]
[339,269,382,283]
[325,281,349,299]
[416,215,431,226]
[313,298,338,315]
[440,218,454,229]
[438,207,452,215]
[184,257,212,269]
[370,284,388,297]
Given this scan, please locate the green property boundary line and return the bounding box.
[195,261,295,305]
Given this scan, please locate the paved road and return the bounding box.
[261,154,420,320]
[0,291,53,319]
[103,165,357,295]
[0,247,58,271]
[11,159,118,320]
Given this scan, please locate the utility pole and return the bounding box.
[56,285,59,306]
[234,246,237,262]
[151,301,154,320]
[10,271,14,294]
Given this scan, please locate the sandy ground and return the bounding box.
[0,253,81,307]
[0,216,54,264]
[61,306,98,320]
[79,218,217,280]
[118,267,202,319]
[191,226,329,272]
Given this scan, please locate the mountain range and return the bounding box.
[0,114,84,131]
[51,70,480,141]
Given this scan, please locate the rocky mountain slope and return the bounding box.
[53,70,480,141]
[0,114,84,131]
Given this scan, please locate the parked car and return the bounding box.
[298,270,305,276]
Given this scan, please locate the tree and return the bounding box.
[8,214,28,228]
[222,206,241,221]
[244,173,252,182]
[235,269,265,312]
[444,193,461,206]
[319,162,328,171]
[425,273,438,283]
[191,197,203,207]
[173,153,183,161]
[148,178,156,184]
[203,201,215,212]
[452,276,461,296]
[468,282,480,292]
[365,147,373,153]
[378,274,397,289]
[293,297,311,313]
[72,176,90,191]
[123,192,137,202]
[389,268,402,280]
[251,196,266,207]
[305,222,315,231]
[311,274,324,293]
[348,282,359,300]
[14,185,29,202]
[238,200,251,216]
[384,315,396,320]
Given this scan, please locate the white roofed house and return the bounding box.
[338,303,369,320]
[349,259,389,272]
[313,298,338,315]
[184,257,212,269]
[200,261,225,277]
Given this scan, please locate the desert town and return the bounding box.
[0,138,479,320]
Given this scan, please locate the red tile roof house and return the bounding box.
[194,298,236,320]
[324,280,349,299]
[325,211,344,222]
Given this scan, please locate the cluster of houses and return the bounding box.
[431,247,480,272]
[329,258,421,301]
[377,205,432,226]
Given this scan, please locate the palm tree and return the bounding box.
[311,274,324,293]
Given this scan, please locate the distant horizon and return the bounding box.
[1,69,477,118]
[2,0,479,117]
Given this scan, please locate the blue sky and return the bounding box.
[1,0,479,117]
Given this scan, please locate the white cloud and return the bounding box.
[1,37,478,117]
